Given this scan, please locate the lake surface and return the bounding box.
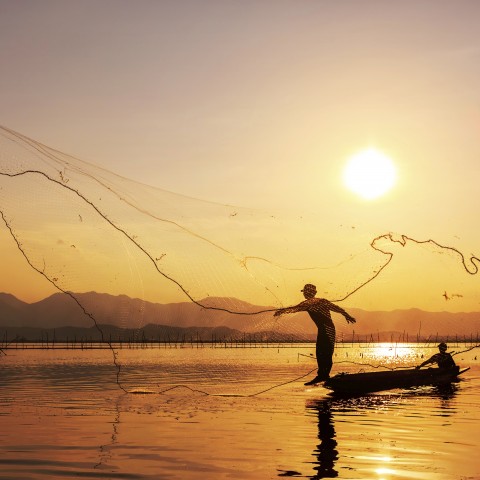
[1,343,479,479]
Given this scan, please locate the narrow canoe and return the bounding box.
[323,367,469,395]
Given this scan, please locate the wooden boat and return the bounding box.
[323,367,469,395]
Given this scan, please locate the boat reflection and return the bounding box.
[303,384,458,479]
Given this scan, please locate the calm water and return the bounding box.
[1,343,479,479]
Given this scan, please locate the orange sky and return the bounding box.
[1,1,479,312]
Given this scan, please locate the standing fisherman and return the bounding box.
[274,284,356,385]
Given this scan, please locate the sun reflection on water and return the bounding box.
[374,456,395,479]
[369,343,418,367]
[375,466,396,477]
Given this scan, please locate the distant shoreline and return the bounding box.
[2,324,478,351]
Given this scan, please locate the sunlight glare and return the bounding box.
[343,148,397,200]
[372,343,415,360]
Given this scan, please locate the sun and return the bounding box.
[343,148,397,200]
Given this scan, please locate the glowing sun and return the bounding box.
[343,148,397,200]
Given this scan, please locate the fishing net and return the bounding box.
[0,125,478,395]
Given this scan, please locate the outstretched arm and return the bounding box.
[326,301,356,324]
[416,356,435,369]
[274,302,308,317]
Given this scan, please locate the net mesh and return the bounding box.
[1,125,478,394]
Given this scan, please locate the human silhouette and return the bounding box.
[416,343,458,371]
[274,284,355,385]
[307,400,338,478]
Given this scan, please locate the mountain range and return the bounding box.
[1,291,479,342]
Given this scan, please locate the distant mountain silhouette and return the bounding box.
[0,292,479,341]
[0,292,276,332]
[0,293,28,323]
[4,323,292,344]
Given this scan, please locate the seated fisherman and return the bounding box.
[416,343,457,370]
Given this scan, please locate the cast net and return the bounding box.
[0,125,479,395]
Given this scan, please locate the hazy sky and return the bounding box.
[1,0,480,310]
